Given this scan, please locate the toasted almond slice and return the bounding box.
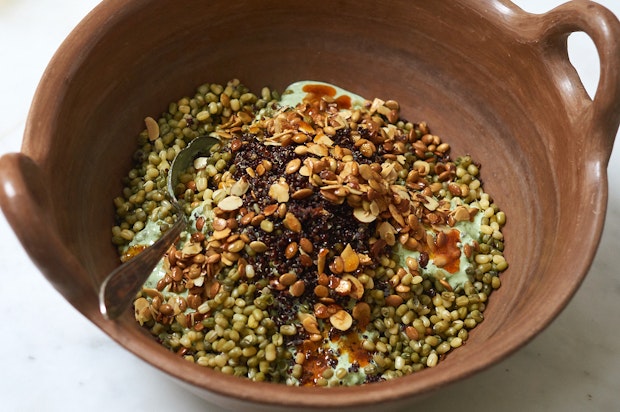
[230,177,249,196]
[212,227,232,240]
[330,310,353,331]
[300,313,321,334]
[341,244,360,272]
[369,97,385,114]
[314,132,334,147]
[193,156,209,170]
[269,180,290,203]
[307,143,328,157]
[423,195,439,211]
[358,163,379,181]
[343,274,364,300]
[144,116,160,141]
[353,207,376,223]
[299,165,312,177]
[317,248,329,275]
[181,242,203,257]
[212,217,228,231]
[218,195,243,211]
[377,221,396,246]
[452,205,471,222]
[297,120,315,134]
[334,279,352,295]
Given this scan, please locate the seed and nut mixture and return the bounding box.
[112,79,508,386]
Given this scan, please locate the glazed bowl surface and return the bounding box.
[1,1,619,411]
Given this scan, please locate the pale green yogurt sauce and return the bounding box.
[123,80,502,386]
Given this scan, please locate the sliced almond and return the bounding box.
[369,97,385,114]
[341,244,360,272]
[369,200,381,217]
[269,180,290,203]
[339,161,358,179]
[389,203,406,227]
[298,165,312,177]
[353,207,377,223]
[423,195,439,211]
[320,188,344,204]
[212,227,232,240]
[343,274,364,300]
[300,313,321,334]
[334,278,352,295]
[358,163,380,182]
[218,195,243,211]
[193,156,209,170]
[297,120,315,134]
[317,248,329,275]
[230,177,249,196]
[377,221,396,245]
[212,217,228,231]
[144,116,160,141]
[307,143,328,157]
[330,310,353,331]
[181,242,203,257]
[314,132,334,147]
[452,205,471,222]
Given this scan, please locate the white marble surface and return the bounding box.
[1,1,619,411]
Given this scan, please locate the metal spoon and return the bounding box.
[99,135,220,319]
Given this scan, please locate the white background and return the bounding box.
[1,1,619,411]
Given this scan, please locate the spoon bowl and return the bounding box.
[99,135,220,319]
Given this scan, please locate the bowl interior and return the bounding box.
[22,0,607,410]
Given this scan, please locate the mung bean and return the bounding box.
[118,79,509,387]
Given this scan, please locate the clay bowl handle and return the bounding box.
[0,153,97,316]
[519,0,620,165]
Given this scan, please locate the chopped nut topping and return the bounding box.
[218,195,243,211]
[120,80,508,388]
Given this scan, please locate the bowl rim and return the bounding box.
[10,0,620,409]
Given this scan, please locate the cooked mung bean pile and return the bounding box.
[112,79,508,386]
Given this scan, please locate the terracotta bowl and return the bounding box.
[1,0,619,410]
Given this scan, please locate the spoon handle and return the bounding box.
[99,135,219,320]
[99,213,186,319]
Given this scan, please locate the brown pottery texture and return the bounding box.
[1,1,619,411]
